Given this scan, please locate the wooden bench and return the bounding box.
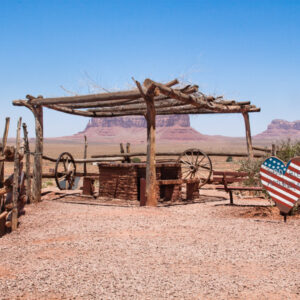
[211,171,263,205]
[157,178,200,201]
[139,178,200,205]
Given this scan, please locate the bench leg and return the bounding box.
[229,190,233,205]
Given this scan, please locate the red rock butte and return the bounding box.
[255,119,300,140]
[72,115,209,143]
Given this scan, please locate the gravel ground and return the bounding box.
[0,195,300,300]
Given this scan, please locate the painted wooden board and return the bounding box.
[260,156,300,213]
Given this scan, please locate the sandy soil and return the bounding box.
[0,192,300,300]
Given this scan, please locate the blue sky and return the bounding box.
[0,0,299,137]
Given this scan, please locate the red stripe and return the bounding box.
[286,166,300,182]
[260,168,300,191]
[270,194,293,208]
[260,174,300,199]
[291,159,300,168]
[284,171,300,185]
[262,184,296,205]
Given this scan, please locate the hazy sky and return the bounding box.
[1,0,299,137]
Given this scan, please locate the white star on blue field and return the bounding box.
[264,157,287,174]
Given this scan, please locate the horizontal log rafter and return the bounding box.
[12,78,261,117]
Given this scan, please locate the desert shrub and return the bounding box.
[276,139,300,162]
[226,156,233,162]
[238,157,265,187]
[131,157,141,163]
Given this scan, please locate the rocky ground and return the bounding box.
[0,193,300,300]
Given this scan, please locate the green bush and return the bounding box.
[131,157,141,163]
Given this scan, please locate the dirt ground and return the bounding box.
[0,190,300,300]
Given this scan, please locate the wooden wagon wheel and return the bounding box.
[177,148,212,187]
[55,152,77,190]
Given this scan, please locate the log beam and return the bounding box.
[242,112,254,159]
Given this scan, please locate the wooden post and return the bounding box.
[271,144,276,156]
[145,98,157,206]
[22,123,31,203]
[0,117,10,184]
[120,143,124,153]
[0,118,10,212]
[11,117,22,231]
[126,142,131,153]
[83,135,88,176]
[133,78,157,206]
[242,112,254,159]
[32,105,43,203]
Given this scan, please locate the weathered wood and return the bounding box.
[22,123,31,203]
[120,143,125,153]
[126,143,130,153]
[13,101,260,119]
[135,79,157,206]
[92,151,266,159]
[12,117,22,231]
[86,98,193,113]
[29,171,99,178]
[242,112,254,159]
[0,117,10,212]
[83,135,88,176]
[0,210,8,237]
[253,146,271,153]
[271,144,277,156]
[32,105,43,202]
[25,79,179,106]
[0,117,10,184]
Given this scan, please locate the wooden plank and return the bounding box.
[12,117,22,231]
[213,171,248,177]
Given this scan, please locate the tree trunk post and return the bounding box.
[242,112,254,159]
[22,123,31,203]
[32,105,43,203]
[145,98,157,206]
[271,144,277,156]
[0,117,10,184]
[11,117,22,231]
[126,142,131,153]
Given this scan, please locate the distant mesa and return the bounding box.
[254,119,300,140]
[71,115,210,143]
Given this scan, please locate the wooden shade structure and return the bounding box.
[12,78,260,205]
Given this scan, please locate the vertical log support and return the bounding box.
[145,98,157,206]
[83,135,88,176]
[0,117,10,185]
[134,79,157,206]
[11,117,22,231]
[22,123,31,203]
[242,112,254,159]
[32,105,43,203]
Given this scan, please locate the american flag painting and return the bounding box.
[260,156,300,213]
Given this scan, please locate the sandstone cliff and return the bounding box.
[255,119,300,140]
[73,115,208,143]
